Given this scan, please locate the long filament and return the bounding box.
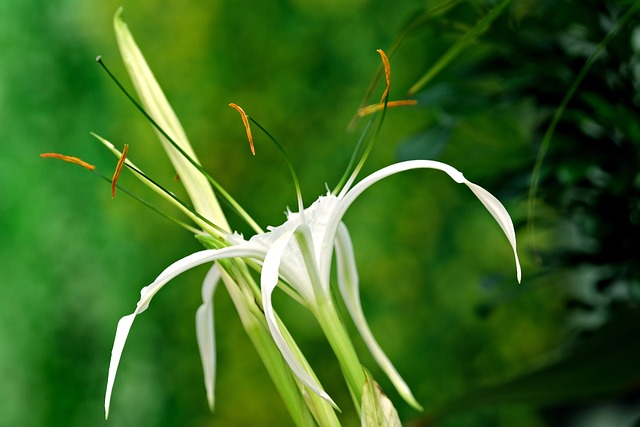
[96,56,263,234]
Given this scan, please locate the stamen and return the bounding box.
[40,153,96,171]
[357,100,417,117]
[111,144,129,198]
[97,56,263,234]
[230,106,305,214]
[229,103,255,155]
[377,49,391,103]
[334,49,395,196]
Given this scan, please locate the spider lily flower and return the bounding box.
[103,8,521,423]
[243,160,522,408]
[105,158,521,415]
[105,11,339,426]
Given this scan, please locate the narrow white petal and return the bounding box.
[323,160,520,283]
[196,265,221,411]
[104,245,263,418]
[337,160,465,220]
[465,182,522,282]
[322,160,466,276]
[261,225,336,406]
[105,313,136,419]
[335,224,422,411]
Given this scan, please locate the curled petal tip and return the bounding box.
[463,181,522,284]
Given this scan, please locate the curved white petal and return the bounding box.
[261,224,336,406]
[465,182,521,283]
[320,161,464,281]
[105,244,263,419]
[104,313,135,419]
[322,160,520,283]
[196,264,221,412]
[247,217,316,302]
[335,223,422,411]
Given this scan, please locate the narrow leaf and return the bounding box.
[113,8,228,229]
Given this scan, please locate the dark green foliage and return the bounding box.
[395,0,640,424]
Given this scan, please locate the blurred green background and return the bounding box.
[1,0,639,426]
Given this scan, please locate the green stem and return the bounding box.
[96,57,263,235]
[220,270,317,427]
[314,295,366,413]
[293,225,365,412]
[206,248,339,426]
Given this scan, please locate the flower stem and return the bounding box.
[314,295,366,414]
[212,254,340,426]
[219,265,320,427]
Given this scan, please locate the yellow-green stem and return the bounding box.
[314,295,366,414]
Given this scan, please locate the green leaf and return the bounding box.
[113,7,229,230]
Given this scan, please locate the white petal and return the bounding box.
[105,313,135,419]
[104,245,263,418]
[335,223,422,411]
[261,225,336,406]
[465,182,521,283]
[323,160,520,283]
[321,160,464,277]
[196,264,221,412]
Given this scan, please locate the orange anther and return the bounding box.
[40,153,96,171]
[377,49,391,103]
[229,103,255,155]
[111,144,129,198]
[357,99,418,117]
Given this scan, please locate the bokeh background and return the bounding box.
[1,0,639,426]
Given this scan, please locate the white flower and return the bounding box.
[104,9,521,419]
[104,159,521,417]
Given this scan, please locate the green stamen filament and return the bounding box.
[335,49,393,197]
[92,133,227,236]
[249,117,305,215]
[40,152,201,234]
[228,103,305,214]
[96,56,263,235]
